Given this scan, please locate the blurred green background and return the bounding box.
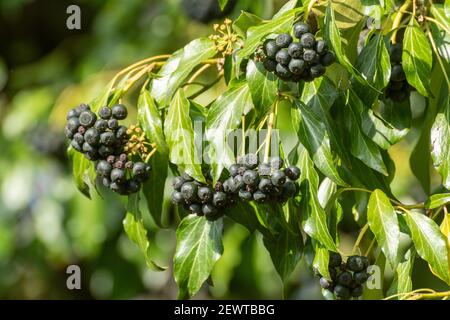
[0,0,446,299]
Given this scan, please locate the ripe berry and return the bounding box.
[391,64,406,81]
[243,153,258,169]
[321,51,336,66]
[285,166,300,180]
[253,190,268,203]
[243,170,259,186]
[315,40,328,55]
[288,42,303,59]
[329,267,337,280]
[65,127,74,139]
[334,284,351,300]
[276,64,292,79]
[198,186,213,203]
[71,140,82,152]
[282,179,296,198]
[98,145,114,157]
[351,285,364,298]
[354,271,369,285]
[73,132,84,145]
[99,106,112,120]
[133,162,151,181]
[202,203,218,218]
[119,153,127,162]
[111,104,128,120]
[263,59,277,72]
[79,111,97,127]
[67,117,80,133]
[182,172,193,181]
[237,166,246,176]
[189,203,202,215]
[275,49,291,66]
[172,176,185,191]
[84,128,100,146]
[310,64,326,78]
[271,170,286,187]
[229,164,240,177]
[288,59,306,75]
[223,178,237,194]
[233,175,245,189]
[361,256,370,269]
[110,168,125,183]
[329,252,342,267]
[319,277,333,290]
[100,131,116,146]
[303,49,318,63]
[259,178,273,193]
[181,182,198,201]
[102,177,111,188]
[113,160,124,169]
[258,163,271,176]
[171,191,185,205]
[97,160,112,177]
[67,109,79,119]
[390,80,405,91]
[238,189,252,201]
[293,22,311,38]
[94,119,108,132]
[337,271,353,286]
[77,103,90,113]
[108,119,119,130]
[275,33,293,48]
[347,256,365,272]
[389,90,408,102]
[213,191,228,207]
[300,33,316,48]
[116,126,128,140]
[270,156,284,169]
[389,43,402,63]
[127,179,141,194]
[82,142,95,153]
[110,182,125,194]
[264,40,278,59]
[78,126,86,134]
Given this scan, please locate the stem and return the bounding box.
[112,54,170,84]
[352,223,369,255]
[391,0,412,43]
[412,0,416,17]
[305,0,318,21]
[263,101,278,163]
[426,24,450,90]
[241,115,246,157]
[188,75,223,100]
[424,16,450,34]
[186,64,212,87]
[145,147,157,163]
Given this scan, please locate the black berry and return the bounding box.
[275,33,293,48]
[300,33,316,48]
[293,22,311,38]
[288,42,303,59]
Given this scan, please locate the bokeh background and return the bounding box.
[0,0,447,299]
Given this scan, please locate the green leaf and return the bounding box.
[273,0,299,19]
[238,9,299,58]
[346,91,388,175]
[323,3,377,93]
[205,79,253,182]
[292,100,347,186]
[387,249,415,299]
[224,201,267,235]
[123,193,166,271]
[441,212,450,276]
[246,60,278,122]
[173,215,224,299]
[138,87,169,155]
[151,38,217,106]
[69,149,92,198]
[431,96,450,189]
[425,193,450,209]
[354,33,391,105]
[402,18,433,97]
[313,244,331,280]
[297,148,337,251]
[301,76,338,112]
[404,210,450,285]
[233,12,263,38]
[367,189,400,268]
[218,0,229,10]
[164,90,204,182]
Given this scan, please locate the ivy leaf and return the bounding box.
[151,38,217,106]
[164,90,204,183]
[431,96,450,189]
[323,3,377,93]
[404,210,450,285]
[246,60,278,122]
[218,0,229,10]
[273,0,299,19]
[313,244,331,280]
[297,147,337,251]
[301,77,338,112]
[233,12,263,38]
[367,189,400,268]
[345,91,388,175]
[425,193,450,209]
[292,100,347,186]
[402,18,433,97]
[123,193,166,271]
[69,149,92,199]
[387,249,415,299]
[440,212,450,277]
[205,79,253,182]
[224,201,264,234]
[173,215,223,299]
[238,9,299,58]
[354,33,391,105]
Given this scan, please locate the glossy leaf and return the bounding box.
[441,212,450,277]
[233,11,263,38]
[69,149,92,199]
[164,90,204,182]
[173,215,223,299]
[402,18,432,97]
[431,96,450,189]
[425,193,450,209]
[301,77,338,112]
[387,249,415,299]
[367,189,400,268]
[404,210,450,285]
[152,38,217,106]
[313,244,331,280]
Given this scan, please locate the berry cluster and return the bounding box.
[261,22,336,82]
[171,173,232,221]
[65,103,151,195]
[385,43,413,102]
[318,252,370,300]
[225,154,300,204]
